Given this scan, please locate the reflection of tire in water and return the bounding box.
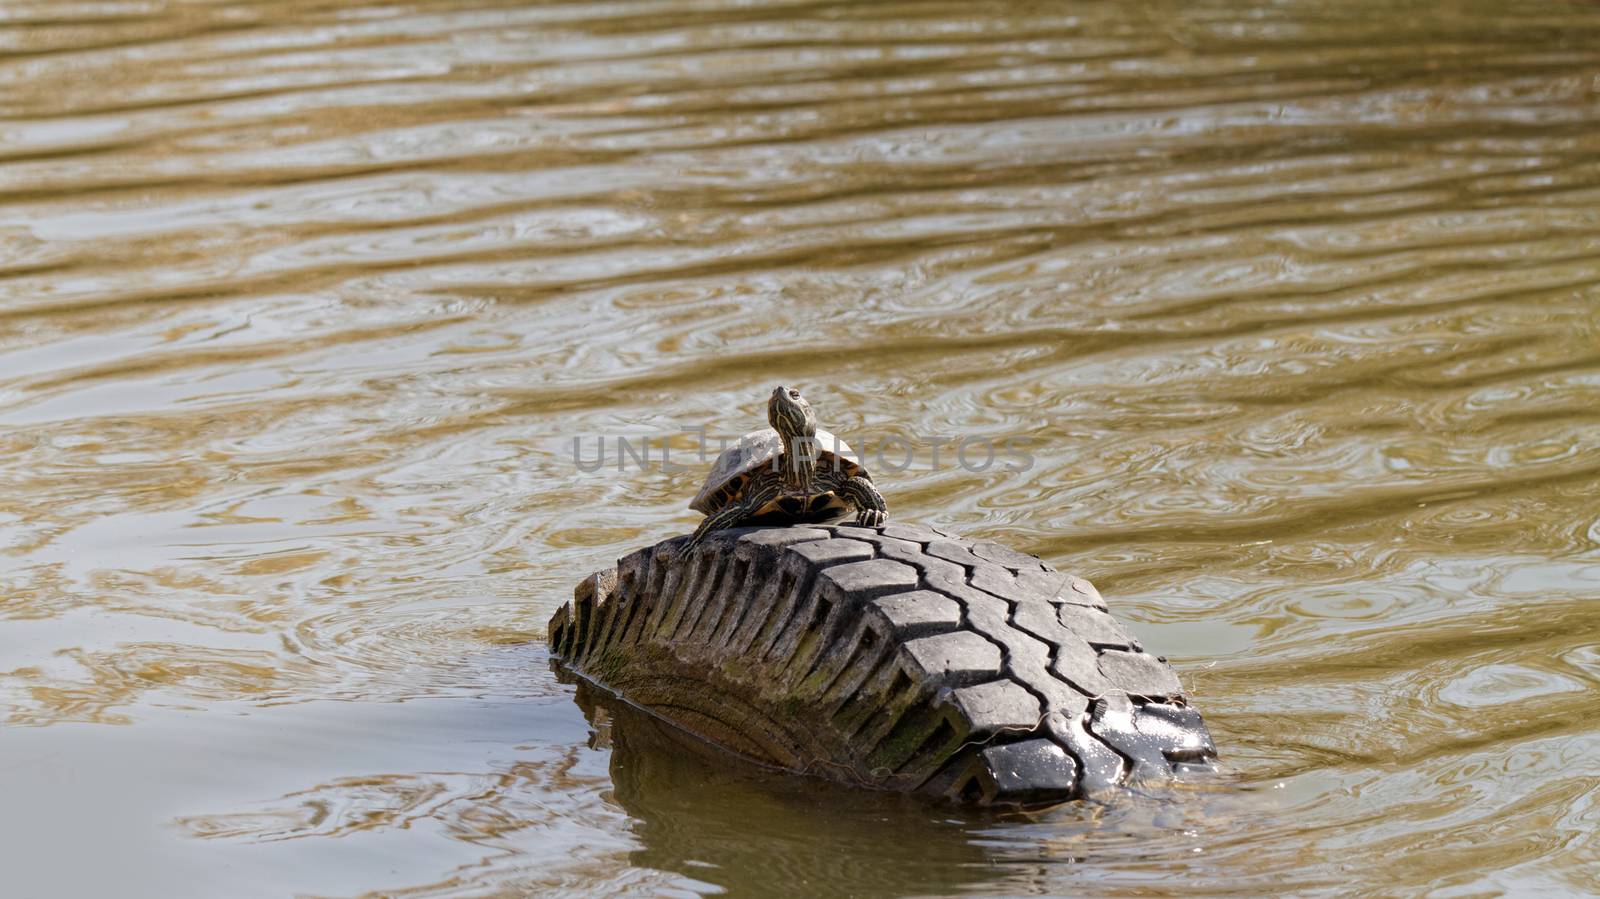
[549,523,1217,806]
[570,678,997,897]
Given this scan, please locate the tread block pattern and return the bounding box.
[946,680,1042,736]
[966,739,1081,804]
[900,631,1003,683]
[872,591,961,636]
[547,523,1217,806]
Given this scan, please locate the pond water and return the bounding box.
[3,0,1599,896]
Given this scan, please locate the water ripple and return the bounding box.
[2,0,1600,896]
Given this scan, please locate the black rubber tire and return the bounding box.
[548,522,1217,806]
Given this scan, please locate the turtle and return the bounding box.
[678,385,887,558]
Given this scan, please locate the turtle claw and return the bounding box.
[855,509,886,528]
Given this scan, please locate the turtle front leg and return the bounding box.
[834,474,887,528]
[675,478,780,560]
[677,500,754,560]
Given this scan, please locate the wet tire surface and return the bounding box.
[548,523,1217,806]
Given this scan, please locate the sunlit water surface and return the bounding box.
[3,0,1599,896]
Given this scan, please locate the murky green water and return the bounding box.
[3,0,1599,895]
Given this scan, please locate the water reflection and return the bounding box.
[3,0,1600,894]
[576,680,996,898]
[577,678,1250,898]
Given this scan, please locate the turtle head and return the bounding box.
[768,385,818,491]
[768,385,817,440]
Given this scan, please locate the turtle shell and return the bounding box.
[689,427,868,515]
